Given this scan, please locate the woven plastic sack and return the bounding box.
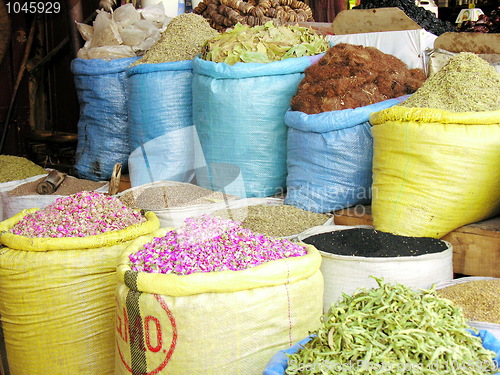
[370,107,500,238]
[115,228,324,375]
[71,56,138,181]
[0,210,160,375]
[192,54,323,198]
[127,61,204,187]
[284,96,408,213]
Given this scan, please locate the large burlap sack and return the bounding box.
[370,106,500,238]
[115,228,324,375]
[0,210,160,375]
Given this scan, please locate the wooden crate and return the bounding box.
[333,205,500,278]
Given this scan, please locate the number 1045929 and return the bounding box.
[6,1,61,14]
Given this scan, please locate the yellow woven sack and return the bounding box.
[0,210,160,375]
[115,228,324,375]
[370,106,500,238]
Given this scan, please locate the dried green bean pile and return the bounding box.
[286,278,498,374]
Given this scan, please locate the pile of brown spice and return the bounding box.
[436,278,500,324]
[291,43,427,114]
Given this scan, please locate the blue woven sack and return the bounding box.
[71,57,138,181]
[127,60,199,187]
[192,55,323,198]
[284,96,408,213]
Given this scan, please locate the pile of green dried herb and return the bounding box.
[0,155,47,183]
[211,203,331,237]
[399,52,500,112]
[286,278,498,375]
[132,13,219,65]
[201,21,329,64]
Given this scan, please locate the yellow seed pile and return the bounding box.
[436,279,500,324]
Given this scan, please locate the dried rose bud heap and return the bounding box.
[129,214,308,275]
[10,191,146,238]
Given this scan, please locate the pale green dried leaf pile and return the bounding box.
[201,21,329,64]
[399,52,500,112]
[132,13,219,65]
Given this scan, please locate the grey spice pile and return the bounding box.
[132,13,219,65]
[399,52,500,112]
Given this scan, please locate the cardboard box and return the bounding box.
[331,8,422,34]
[434,32,500,54]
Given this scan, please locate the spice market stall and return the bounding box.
[2,1,500,373]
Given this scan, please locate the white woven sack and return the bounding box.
[298,224,453,313]
[117,180,240,228]
[436,276,500,341]
[1,179,109,221]
[0,172,49,221]
[205,197,334,240]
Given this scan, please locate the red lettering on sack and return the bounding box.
[116,294,178,374]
